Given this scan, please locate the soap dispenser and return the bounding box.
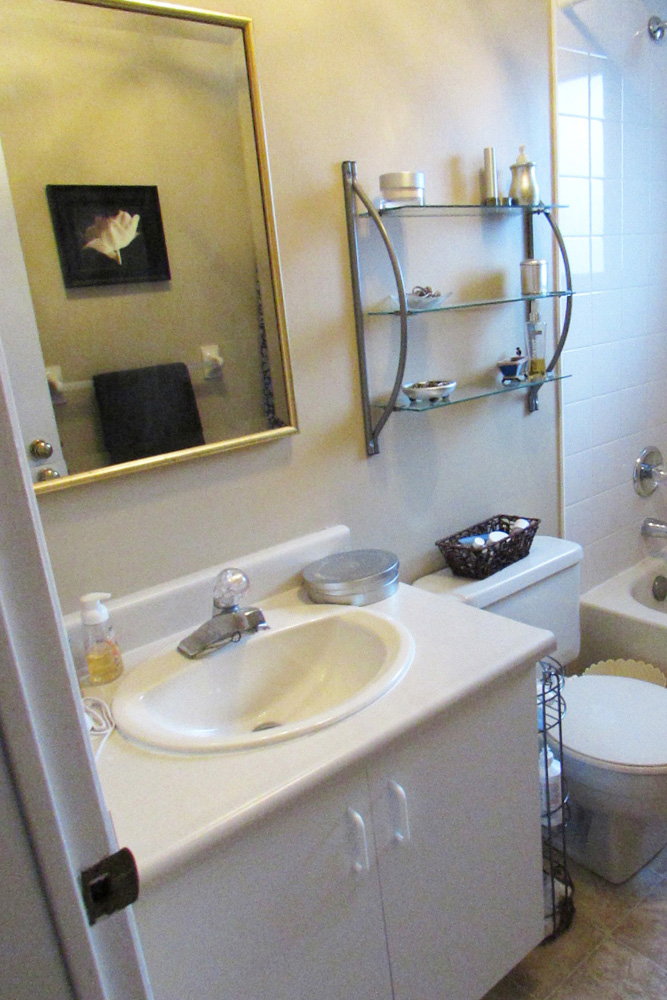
[509,145,539,205]
[80,592,124,686]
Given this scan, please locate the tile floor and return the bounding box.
[484,845,667,999]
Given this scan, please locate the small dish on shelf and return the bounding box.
[390,287,452,311]
[402,379,457,403]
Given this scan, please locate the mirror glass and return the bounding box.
[0,0,297,492]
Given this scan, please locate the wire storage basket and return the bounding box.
[436,515,540,579]
[539,656,575,942]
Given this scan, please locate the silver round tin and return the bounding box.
[302,549,399,606]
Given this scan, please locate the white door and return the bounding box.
[0,140,67,480]
[0,146,152,998]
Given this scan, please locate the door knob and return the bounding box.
[29,439,54,459]
[36,467,60,482]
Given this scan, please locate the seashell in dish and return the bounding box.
[391,286,452,311]
[402,379,457,402]
[83,210,140,264]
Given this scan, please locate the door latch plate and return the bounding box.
[81,846,139,925]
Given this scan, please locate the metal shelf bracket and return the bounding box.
[342,161,408,455]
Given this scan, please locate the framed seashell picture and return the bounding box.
[46,184,171,288]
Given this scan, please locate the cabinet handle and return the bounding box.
[346,808,370,873]
[388,780,411,844]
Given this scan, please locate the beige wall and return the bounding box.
[26,0,560,614]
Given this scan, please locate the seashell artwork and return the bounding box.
[83,210,140,264]
[47,185,170,287]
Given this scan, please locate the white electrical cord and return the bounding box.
[82,696,115,760]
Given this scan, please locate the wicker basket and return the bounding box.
[436,515,540,580]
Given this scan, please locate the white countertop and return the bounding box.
[95,583,555,887]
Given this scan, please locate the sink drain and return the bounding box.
[653,575,667,601]
[252,721,281,732]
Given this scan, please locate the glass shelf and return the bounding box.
[360,203,566,219]
[373,373,570,412]
[368,290,573,316]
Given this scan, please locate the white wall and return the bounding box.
[12,0,561,613]
[556,0,667,592]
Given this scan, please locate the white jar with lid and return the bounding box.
[379,172,425,208]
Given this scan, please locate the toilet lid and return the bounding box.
[561,675,667,768]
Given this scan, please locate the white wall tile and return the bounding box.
[562,235,591,291]
[563,398,593,455]
[591,440,625,494]
[589,289,623,344]
[564,290,591,350]
[557,49,590,116]
[557,6,667,590]
[590,391,622,446]
[623,66,653,127]
[564,448,595,504]
[558,177,590,237]
[591,234,623,290]
[591,340,623,393]
[564,496,596,548]
[590,54,622,121]
[561,345,593,403]
[558,115,590,175]
[590,178,621,236]
[591,119,622,180]
[622,285,651,338]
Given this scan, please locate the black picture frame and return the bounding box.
[46,184,171,288]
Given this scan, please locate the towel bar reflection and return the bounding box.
[46,353,223,404]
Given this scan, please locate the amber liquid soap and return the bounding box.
[85,641,124,685]
[526,306,546,380]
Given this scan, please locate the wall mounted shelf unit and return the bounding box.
[342,161,573,457]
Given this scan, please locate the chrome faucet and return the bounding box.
[177,568,268,659]
[641,516,667,539]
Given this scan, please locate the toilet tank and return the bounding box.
[413,536,583,666]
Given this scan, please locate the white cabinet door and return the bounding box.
[367,667,543,1000]
[136,765,392,1000]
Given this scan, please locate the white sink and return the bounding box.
[112,608,414,752]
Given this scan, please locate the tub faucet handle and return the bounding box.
[634,447,667,497]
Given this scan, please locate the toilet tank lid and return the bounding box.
[412,536,582,608]
[561,675,667,768]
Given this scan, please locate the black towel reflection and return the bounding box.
[93,362,205,465]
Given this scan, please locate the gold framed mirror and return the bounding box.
[0,0,297,493]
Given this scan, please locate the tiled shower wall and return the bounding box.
[556,0,667,593]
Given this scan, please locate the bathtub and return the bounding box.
[578,555,667,680]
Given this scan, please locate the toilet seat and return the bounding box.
[560,675,667,771]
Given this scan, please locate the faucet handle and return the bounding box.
[213,567,249,613]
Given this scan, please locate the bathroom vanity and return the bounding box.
[87,528,555,1000]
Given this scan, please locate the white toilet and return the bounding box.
[414,536,667,884]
